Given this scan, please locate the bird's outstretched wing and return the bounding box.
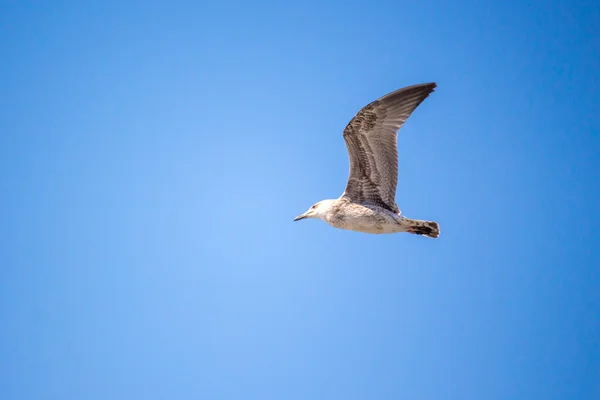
[341,82,436,213]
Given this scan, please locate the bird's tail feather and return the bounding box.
[403,218,440,238]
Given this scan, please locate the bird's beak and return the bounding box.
[293,213,308,222]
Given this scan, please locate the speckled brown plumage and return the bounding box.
[342,83,437,214]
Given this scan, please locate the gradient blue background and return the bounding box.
[1,1,599,399]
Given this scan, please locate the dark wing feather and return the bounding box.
[342,82,436,212]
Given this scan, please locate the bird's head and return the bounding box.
[293,200,335,222]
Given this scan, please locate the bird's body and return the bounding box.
[325,199,403,234]
[294,82,440,238]
[311,198,437,236]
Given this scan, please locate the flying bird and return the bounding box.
[294,82,440,238]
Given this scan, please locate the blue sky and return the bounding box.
[1,1,599,399]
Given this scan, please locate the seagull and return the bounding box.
[294,82,440,238]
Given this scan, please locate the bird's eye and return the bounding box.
[311,205,316,209]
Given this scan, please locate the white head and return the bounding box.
[293,199,335,222]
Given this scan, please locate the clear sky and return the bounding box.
[1,1,599,399]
